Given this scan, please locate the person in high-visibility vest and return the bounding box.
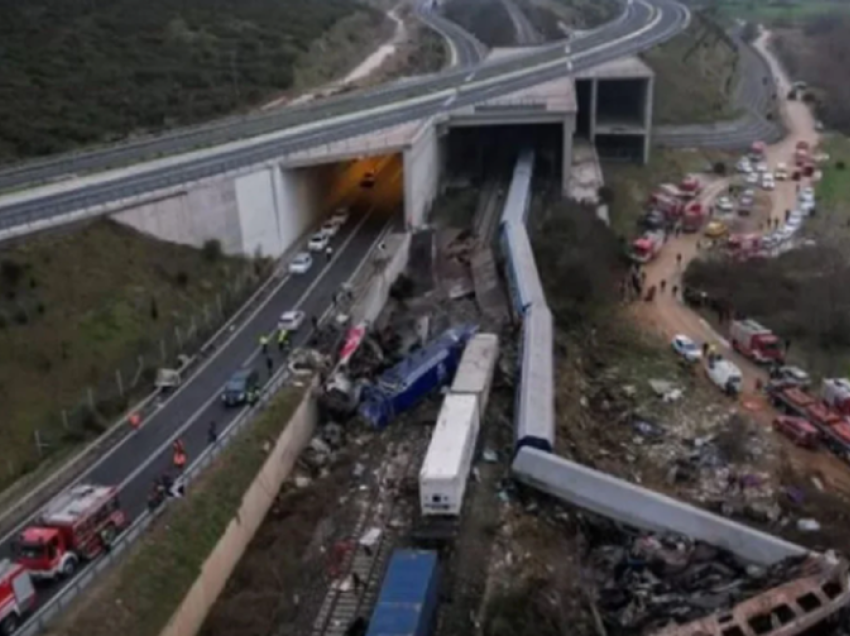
[277,328,289,352]
[129,412,141,431]
[259,334,269,354]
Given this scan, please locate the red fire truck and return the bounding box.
[15,484,127,581]
[730,319,784,364]
[0,560,36,635]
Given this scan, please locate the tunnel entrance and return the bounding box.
[575,79,592,139]
[596,79,647,128]
[594,134,644,162]
[443,123,565,186]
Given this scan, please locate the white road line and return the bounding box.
[120,208,378,490]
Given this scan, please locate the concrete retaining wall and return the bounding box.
[159,386,319,636]
[351,232,411,325]
[116,163,329,258]
[512,447,807,566]
[404,118,441,229]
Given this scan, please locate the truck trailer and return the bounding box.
[450,333,499,415]
[420,394,480,517]
[366,550,441,636]
[359,324,477,429]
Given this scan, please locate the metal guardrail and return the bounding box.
[17,363,302,636]
[0,258,293,541]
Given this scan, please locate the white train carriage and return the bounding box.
[500,149,535,228]
[515,303,554,454]
[500,223,545,316]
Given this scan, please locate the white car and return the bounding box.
[278,310,306,331]
[799,199,815,213]
[715,196,734,213]
[307,232,330,252]
[288,252,313,275]
[746,171,760,185]
[756,161,769,173]
[672,335,702,362]
[786,215,803,229]
[331,207,350,226]
[320,220,339,237]
[775,163,788,180]
[761,175,775,190]
[737,158,752,173]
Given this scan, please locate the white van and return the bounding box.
[706,358,742,396]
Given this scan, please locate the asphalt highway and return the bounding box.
[0,0,689,236]
[3,162,403,618]
[0,0,643,193]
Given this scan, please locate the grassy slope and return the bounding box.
[0,221,253,490]
[0,0,387,162]
[46,385,306,636]
[642,17,741,125]
[807,135,850,235]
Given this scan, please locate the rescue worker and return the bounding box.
[173,449,187,471]
[173,438,185,456]
[325,245,333,263]
[311,315,319,331]
[277,328,289,352]
[259,334,269,354]
[208,420,218,445]
[676,253,682,268]
[129,412,141,431]
[265,355,274,378]
[672,285,679,298]
[660,279,667,293]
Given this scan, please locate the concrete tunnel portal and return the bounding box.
[115,153,404,261]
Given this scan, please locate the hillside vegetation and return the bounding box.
[642,16,741,125]
[0,221,254,492]
[772,16,850,133]
[0,0,386,162]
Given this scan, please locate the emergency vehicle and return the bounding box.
[15,484,127,581]
[0,560,35,635]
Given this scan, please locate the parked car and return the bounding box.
[761,174,775,190]
[772,416,819,449]
[775,162,788,180]
[222,368,261,407]
[715,196,734,213]
[289,252,313,275]
[745,171,759,185]
[331,207,350,226]
[769,365,811,388]
[308,232,330,252]
[672,335,702,362]
[704,221,729,239]
[736,158,752,173]
[278,310,306,331]
[756,161,769,173]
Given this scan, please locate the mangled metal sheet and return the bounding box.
[511,447,807,566]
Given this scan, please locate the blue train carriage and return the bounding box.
[515,303,555,455]
[499,223,546,318]
[366,549,442,636]
[500,149,536,228]
[359,324,478,429]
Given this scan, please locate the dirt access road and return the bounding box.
[631,31,850,495]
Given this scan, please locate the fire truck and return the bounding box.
[729,319,784,364]
[630,231,665,264]
[0,560,36,635]
[15,484,127,581]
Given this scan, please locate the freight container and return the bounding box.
[366,550,441,636]
[450,333,499,415]
[359,324,477,429]
[420,394,480,517]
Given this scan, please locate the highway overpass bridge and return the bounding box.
[0,0,686,259]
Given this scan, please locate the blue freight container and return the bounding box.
[359,324,477,429]
[366,550,441,636]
